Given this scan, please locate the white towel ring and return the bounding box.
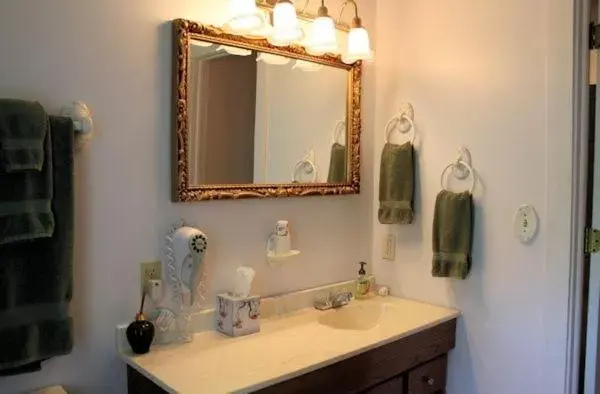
[385,114,415,144]
[293,158,318,183]
[440,160,476,193]
[334,120,346,145]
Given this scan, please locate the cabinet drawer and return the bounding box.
[407,356,447,394]
[365,374,405,394]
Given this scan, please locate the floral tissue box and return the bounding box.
[216,293,260,337]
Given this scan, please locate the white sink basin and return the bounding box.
[318,302,394,330]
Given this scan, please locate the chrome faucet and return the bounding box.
[314,291,353,310]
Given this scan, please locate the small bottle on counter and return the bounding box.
[355,261,374,299]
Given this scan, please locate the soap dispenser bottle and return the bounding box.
[356,262,371,299]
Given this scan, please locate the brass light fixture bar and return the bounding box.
[258,0,363,32]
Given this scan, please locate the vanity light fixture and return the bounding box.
[227,0,266,33]
[229,0,373,62]
[341,0,373,63]
[306,0,337,55]
[268,0,303,47]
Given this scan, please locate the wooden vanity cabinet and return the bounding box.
[127,319,456,394]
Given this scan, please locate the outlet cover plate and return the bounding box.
[383,234,396,261]
[140,261,162,296]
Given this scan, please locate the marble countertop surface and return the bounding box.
[121,296,460,394]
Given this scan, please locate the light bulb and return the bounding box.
[227,0,264,33]
[345,26,372,63]
[307,16,337,54]
[268,0,302,47]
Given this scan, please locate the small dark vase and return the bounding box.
[126,313,155,354]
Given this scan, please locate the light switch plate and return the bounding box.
[514,205,538,243]
[383,234,396,261]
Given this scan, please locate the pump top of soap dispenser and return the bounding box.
[359,261,367,276]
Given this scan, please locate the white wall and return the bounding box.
[371,1,574,394]
[254,61,347,183]
[0,1,376,393]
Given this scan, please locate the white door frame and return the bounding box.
[567,0,592,392]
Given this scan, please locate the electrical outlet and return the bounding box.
[140,261,162,296]
[383,234,396,261]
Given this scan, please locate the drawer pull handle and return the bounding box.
[424,376,435,386]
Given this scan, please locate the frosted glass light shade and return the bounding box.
[345,27,372,62]
[292,60,323,72]
[217,45,253,56]
[228,0,264,33]
[268,1,302,46]
[256,53,291,65]
[307,16,337,54]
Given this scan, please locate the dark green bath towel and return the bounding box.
[378,142,415,224]
[432,190,474,279]
[0,116,74,374]
[0,125,54,245]
[0,99,48,172]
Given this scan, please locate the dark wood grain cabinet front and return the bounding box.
[364,374,405,394]
[407,356,447,394]
[127,318,457,394]
[128,367,168,394]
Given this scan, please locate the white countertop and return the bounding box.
[121,296,459,394]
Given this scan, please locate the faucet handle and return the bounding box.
[314,294,333,310]
[330,291,352,308]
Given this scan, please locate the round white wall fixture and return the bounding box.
[514,205,538,243]
[453,147,472,180]
[397,103,415,133]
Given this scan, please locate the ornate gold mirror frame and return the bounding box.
[172,18,362,201]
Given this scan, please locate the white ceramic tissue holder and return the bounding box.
[216,267,260,337]
[266,220,300,266]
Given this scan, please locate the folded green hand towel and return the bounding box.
[327,143,347,183]
[432,190,474,279]
[0,122,54,245]
[378,142,415,224]
[0,100,48,172]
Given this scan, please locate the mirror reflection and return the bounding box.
[187,39,349,186]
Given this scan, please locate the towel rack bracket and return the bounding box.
[453,147,472,180]
[60,101,93,150]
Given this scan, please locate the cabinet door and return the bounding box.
[365,374,405,394]
[127,366,168,394]
[407,356,447,394]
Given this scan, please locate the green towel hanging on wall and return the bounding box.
[378,142,415,224]
[0,116,74,375]
[432,190,474,280]
[0,99,48,172]
[327,143,347,183]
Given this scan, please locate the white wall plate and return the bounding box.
[514,205,539,243]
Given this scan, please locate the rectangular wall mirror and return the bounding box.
[172,19,362,201]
